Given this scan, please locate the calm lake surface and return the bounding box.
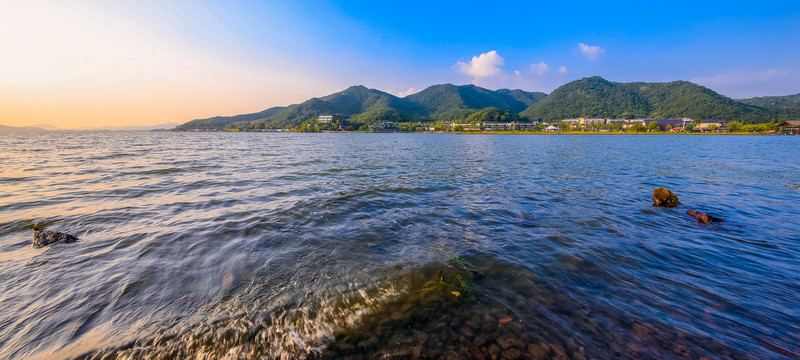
[0,132,798,360]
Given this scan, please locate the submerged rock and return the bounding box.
[527,343,547,359]
[32,229,78,247]
[652,188,680,207]
[686,210,724,225]
[501,347,521,359]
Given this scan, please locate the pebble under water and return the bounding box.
[0,132,798,359]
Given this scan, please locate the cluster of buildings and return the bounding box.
[370,122,399,133]
[560,118,727,131]
[444,122,537,132]
[443,118,727,132]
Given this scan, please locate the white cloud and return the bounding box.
[691,69,800,98]
[530,62,550,75]
[453,52,570,92]
[520,62,566,77]
[457,50,505,81]
[379,87,419,97]
[692,69,785,87]
[506,62,569,93]
[577,43,605,61]
[396,87,418,97]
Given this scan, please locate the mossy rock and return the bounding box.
[652,188,680,207]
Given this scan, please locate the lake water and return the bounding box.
[0,132,798,360]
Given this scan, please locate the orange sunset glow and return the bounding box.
[0,1,338,129]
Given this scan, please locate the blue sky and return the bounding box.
[1,0,799,126]
[290,0,800,96]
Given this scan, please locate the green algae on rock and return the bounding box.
[652,188,680,207]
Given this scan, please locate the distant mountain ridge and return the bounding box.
[738,93,800,108]
[177,78,799,130]
[177,108,286,131]
[0,124,48,133]
[29,123,63,130]
[250,85,426,129]
[180,84,546,130]
[2,123,181,131]
[76,122,181,131]
[406,84,545,114]
[521,76,771,122]
[737,93,800,119]
[495,88,547,107]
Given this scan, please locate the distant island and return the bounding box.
[0,124,49,133]
[175,76,800,133]
[0,122,180,133]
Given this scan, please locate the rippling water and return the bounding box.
[1,132,798,360]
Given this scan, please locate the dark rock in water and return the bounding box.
[550,344,569,360]
[652,188,680,207]
[501,347,521,359]
[686,210,711,224]
[686,210,724,224]
[527,343,547,359]
[32,229,78,247]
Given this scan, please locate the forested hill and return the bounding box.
[495,89,547,107]
[176,78,798,130]
[178,84,547,130]
[406,84,544,114]
[176,106,287,131]
[250,85,426,129]
[736,93,800,119]
[520,77,771,122]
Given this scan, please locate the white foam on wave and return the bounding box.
[93,277,410,360]
[256,280,407,359]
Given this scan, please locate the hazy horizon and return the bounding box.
[2,0,799,128]
[1,122,181,130]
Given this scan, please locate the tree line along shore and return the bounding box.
[191,113,797,135]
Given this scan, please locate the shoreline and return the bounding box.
[177,130,785,135]
[452,131,779,135]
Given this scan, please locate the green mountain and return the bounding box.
[176,106,287,130]
[520,77,648,120]
[464,107,521,124]
[495,88,547,107]
[177,78,797,130]
[180,84,545,130]
[619,81,767,121]
[252,85,426,129]
[737,93,800,119]
[738,93,800,108]
[407,84,542,114]
[521,77,770,123]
